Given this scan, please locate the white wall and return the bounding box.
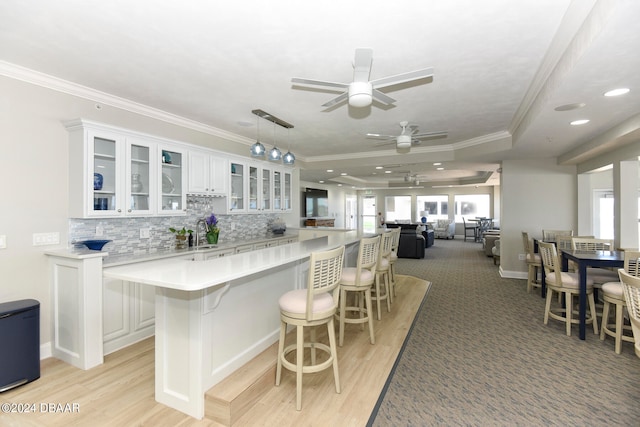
[0,76,296,349]
[500,158,576,278]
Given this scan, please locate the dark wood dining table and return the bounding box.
[560,249,624,340]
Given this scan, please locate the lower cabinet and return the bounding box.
[103,277,155,355]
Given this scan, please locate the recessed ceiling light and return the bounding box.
[319,180,324,183]
[433,162,442,166]
[604,88,630,97]
[375,166,383,169]
[437,167,444,171]
[554,103,586,111]
[340,172,347,176]
[385,170,392,174]
[326,169,333,172]
[337,184,342,187]
[570,119,590,126]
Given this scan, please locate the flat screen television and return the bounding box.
[303,187,329,217]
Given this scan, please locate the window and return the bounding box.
[454,194,490,221]
[385,196,412,223]
[416,195,448,221]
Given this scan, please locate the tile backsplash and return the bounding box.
[69,199,283,256]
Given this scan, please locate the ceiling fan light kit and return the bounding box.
[396,134,412,149]
[348,81,373,107]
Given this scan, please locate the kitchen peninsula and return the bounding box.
[100,232,359,419]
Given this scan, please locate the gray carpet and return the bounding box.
[369,238,640,426]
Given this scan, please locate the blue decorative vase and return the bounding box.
[94,173,103,190]
[421,216,427,223]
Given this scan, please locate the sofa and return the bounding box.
[386,224,426,258]
[433,219,455,239]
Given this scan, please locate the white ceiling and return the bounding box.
[1,0,639,188]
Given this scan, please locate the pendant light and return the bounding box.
[250,115,265,157]
[268,121,282,161]
[283,128,295,165]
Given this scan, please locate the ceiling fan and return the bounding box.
[291,48,434,108]
[367,121,448,149]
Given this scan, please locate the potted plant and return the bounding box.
[205,213,219,244]
[169,226,193,249]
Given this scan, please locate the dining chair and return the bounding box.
[372,231,393,320]
[338,235,379,346]
[618,268,640,358]
[388,227,401,301]
[600,251,639,354]
[542,229,573,241]
[538,241,598,336]
[521,231,541,293]
[463,217,477,242]
[570,237,619,286]
[275,245,345,410]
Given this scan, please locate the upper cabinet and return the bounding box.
[273,169,293,212]
[187,150,228,196]
[66,119,186,218]
[229,161,245,212]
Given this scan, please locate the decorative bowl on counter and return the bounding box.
[271,222,286,235]
[79,239,112,251]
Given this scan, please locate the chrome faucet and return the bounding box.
[195,218,208,248]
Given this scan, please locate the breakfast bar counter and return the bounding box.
[101,232,361,419]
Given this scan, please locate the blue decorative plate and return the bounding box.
[80,239,112,250]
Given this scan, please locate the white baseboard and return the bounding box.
[40,342,52,360]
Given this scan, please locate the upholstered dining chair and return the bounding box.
[571,237,619,286]
[619,268,640,358]
[372,231,393,320]
[522,231,541,293]
[538,241,598,336]
[275,245,345,410]
[600,251,639,354]
[337,235,379,346]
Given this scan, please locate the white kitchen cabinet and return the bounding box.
[66,119,184,218]
[273,168,293,212]
[103,277,155,355]
[229,161,246,212]
[248,164,274,213]
[188,150,228,196]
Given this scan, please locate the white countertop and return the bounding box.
[103,232,362,292]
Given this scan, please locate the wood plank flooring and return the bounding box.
[0,275,428,427]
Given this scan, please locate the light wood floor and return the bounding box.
[0,275,429,427]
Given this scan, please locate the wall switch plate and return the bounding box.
[33,232,60,246]
[518,253,526,261]
[140,228,150,239]
[0,235,6,249]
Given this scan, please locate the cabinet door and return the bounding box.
[103,278,130,343]
[188,150,209,194]
[126,138,155,215]
[262,167,272,211]
[229,161,245,212]
[283,170,292,211]
[209,156,228,195]
[248,164,259,212]
[273,170,282,211]
[159,145,186,215]
[132,282,155,331]
[88,130,124,217]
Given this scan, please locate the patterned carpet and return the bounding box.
[369,238,640,426]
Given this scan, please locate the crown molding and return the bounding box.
[0,60,253,145]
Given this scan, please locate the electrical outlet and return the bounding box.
[140,228,150,239]
[33,232,60,246]
[518,253,526,261]
[96,226,104,237]
[0,235,6,249]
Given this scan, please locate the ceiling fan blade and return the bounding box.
[291,77,349,90]
[374,141,396,147]
[366,134,395,141]
[353,48,373,82]
[413,131,448,139]
[371,89,396,105]
[371,67,434,89]
[322,92,349,108]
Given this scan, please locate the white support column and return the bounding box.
[614,160,639,249]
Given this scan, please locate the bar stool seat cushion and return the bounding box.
[279,290,333,315]
[545,271,594,289]
[602,281,624,299]
[340,267,374,285]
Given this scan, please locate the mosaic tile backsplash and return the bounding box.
[69,197,283,256]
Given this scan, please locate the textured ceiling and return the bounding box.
[1,0,639,188]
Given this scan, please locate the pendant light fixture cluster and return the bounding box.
[250,109,295,165]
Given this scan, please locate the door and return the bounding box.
[362,195,377,234]
[346,195,357,230]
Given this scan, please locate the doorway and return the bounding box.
[345,195,357,230]
[362,195,377,234]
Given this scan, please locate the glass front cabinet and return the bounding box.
[66,119,186,218]
[248,164,273,213]
[229,161,245,212]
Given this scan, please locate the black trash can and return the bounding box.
[0,299,40,392]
